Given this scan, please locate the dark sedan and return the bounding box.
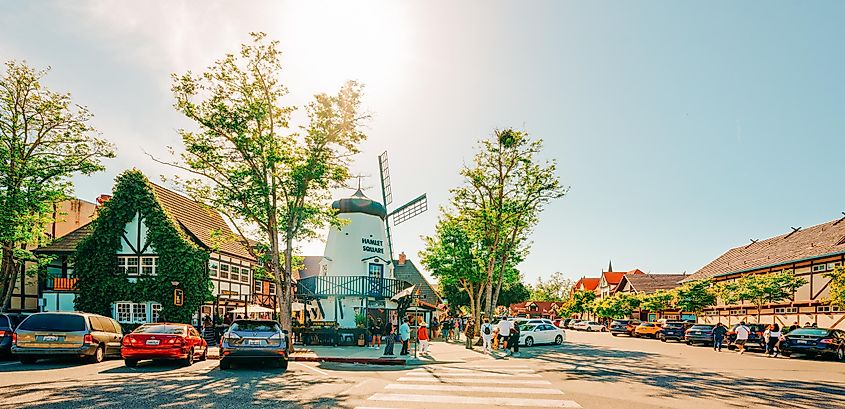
[658,322,690,342]
[781,328,845,361]
[684,324,715,345]
[609,320,640,336]
[0,313,25,357]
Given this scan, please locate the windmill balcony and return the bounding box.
[296,275,410,300]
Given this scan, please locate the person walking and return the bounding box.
[431,317,439,340]
[768,323,782,357]
[464,318,475,350]
[399,317,411,356]
[713,322,727,352]
[734,321,750,355]
[418,322,430,355]
[371,318,383,349]
[509,322,521,357]
[480,317,493,353]
[497,317,512,351]
[383,321,396,356]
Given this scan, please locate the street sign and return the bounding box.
[174,288,184,306]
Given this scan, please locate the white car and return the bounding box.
[514,318,555,326]
[573,321,607,332]
[518,323,566,347]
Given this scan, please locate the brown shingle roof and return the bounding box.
[150,184,254,261]
[621,273,687,293]
[393,259,442,307]
[35,222,94,254]
[687,216,845,281]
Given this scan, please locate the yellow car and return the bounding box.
[633,322,662,338]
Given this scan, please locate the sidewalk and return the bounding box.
[207,339,495,365]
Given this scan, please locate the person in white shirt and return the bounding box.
[480,317,494,353]
[767,323,782,357]
[497,317,512,350]
[734,322,751,355]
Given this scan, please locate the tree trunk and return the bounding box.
[491,222,520,311]
[281,237,294,333]
[1,258,20,312]
[0,245,13,312]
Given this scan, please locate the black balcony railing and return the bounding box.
[296,275,410,299]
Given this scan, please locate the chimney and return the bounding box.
[398,252,407,266]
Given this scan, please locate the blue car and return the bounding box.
[684,324,715,345]
[0,313,25,357]
[220,320,288,370]
[781,328,845,361]
[658,322,691,342]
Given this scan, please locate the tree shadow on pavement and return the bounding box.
[532,343,845,409]
[0,363,353,408]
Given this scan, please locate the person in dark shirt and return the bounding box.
[713,322,728,352]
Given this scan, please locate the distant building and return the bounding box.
[572,277,600,294]
[598,269,645,298]
[509,301,563,319]
[687,215,845,329]
[616,273,691,321]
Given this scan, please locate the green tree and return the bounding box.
[0,61,114,311]
[450,129,567,319]
[674,279,717,320]
[638,290,675,318]
[166,33,367,331]
[560,290,596,318]
[498,276,531,307]
[592,293,640,319]
[725,271,807,323]
[530,272,573,302]
[825,266,845,309]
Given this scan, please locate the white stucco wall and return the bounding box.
[323,212,394,279]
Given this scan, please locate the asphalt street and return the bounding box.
[0,331,843,409]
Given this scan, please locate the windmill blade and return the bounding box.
[378,151,393,206]
[389,194,428,226]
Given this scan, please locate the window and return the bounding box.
[230,266,239,282]
[729,309,747,316]
[818,305,843,313]
[151,303,162,323]
[141,257,157,275]
[368,263,384,279]
[812,264,827,273]
[828,262,842,271]
[241,268,250,283]
[269,283,276,295]
[118,256,139,275]
[132,304,147,323]
[116,302,131,322]
[89,317,106,332]
[705,311,719,316]
[209,261,218,277]
[774,307,798,314]
[254,281,262,294]
[220,263,229,279]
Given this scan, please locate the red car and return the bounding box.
[121,323,207,367]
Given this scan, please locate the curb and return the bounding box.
[290,356,406,365]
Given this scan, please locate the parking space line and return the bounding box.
[292,361,329,376]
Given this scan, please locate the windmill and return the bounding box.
[378,151,428,262]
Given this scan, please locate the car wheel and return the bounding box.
[611,333,618,337]
[86,345,105,364]
[555,335,563,345]
[181,348,195,367]
[199,347,208,362]
[660,335,667,342]
[19,356,37,365]
[837,347,844,362]
[525,337,534,347]
[276,359,288,370]
[781,351,791,358]
[600,327,607,332]
[125,359,138,368]
[686,340,692,345]
[727,344,736,351]
[219,359,231,370]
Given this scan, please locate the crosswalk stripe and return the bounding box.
[397,376,551,385]
[386,383,564,394]
[411,368,536,373]
[369,393,581,408]
[402,372,542,378]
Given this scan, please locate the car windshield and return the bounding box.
[664,323,685,329]
[611,321,629,325]
[520,324,536,331]
[231,321,280,332]
[134,324,186,335]
[787,328,830,337]
[640,323,654,327]
[17,314,86,332]
[690,325,714,330]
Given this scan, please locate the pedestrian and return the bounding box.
[713,322,727,352]
[768,323,782,357]
[431,317,439,340]
[464,318,475,349]
[497,317,512,351]
[383,321,396,356]
[481,317,493,353]
[492,326,500,350]
[399,317,411,355]
[763,325,773,355]
[418,322,430,355]
[371,318,383,349]
[734,321,750,355]
[509,321,521,357]
[457,317,464,342]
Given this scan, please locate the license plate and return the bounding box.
[797,340,809,344]
[248,339,261,346]
[43,335,58,342]
[146,339,160,345]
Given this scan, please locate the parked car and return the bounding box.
[0,313,25,358]
[633,322,662,338]
[567,319,583,330]
[220,319,288,370]
[574,321,607,332]
[609,319,641,336]
[724,323,767,351]
[658,321,691,342]
[780,328,845,361]
[684,324,715,346]
[523,318,555,326]
[560,318,573,328]
[121,323,207,367]
[518,324,566,346]
[12,312,123,364]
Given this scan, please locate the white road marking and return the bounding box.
[292,361,329,376]
[354,407,402,409]
[386,383,564,394]
[397,376,552,385]
[0,362,18,367]
[397,376,551,385]
[402,371,542,378]
[411,367,537,373]
[369,393,581,408]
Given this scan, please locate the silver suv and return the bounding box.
[13,312,123,364]
[220,319,288,370]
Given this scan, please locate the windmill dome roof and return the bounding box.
[331,189,387,219]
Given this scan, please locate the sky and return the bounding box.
[2,1,844,285]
